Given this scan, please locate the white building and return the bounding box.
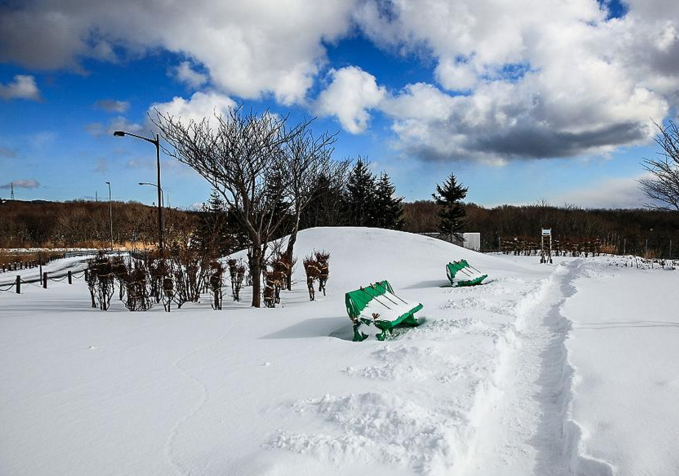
[463,232,481,251]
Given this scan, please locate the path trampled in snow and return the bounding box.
[464,261,613,476]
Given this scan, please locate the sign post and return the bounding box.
[541,228,553,264]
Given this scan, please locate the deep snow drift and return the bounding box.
[1,227,677,476]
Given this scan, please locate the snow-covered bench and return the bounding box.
[446,259,488,286]
[345,280,423,341]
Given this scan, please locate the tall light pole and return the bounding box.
[114,130,164,254]
[139,182,164,232]
[106,181,113,251]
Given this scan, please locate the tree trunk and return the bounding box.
[250,240,262,308]
[283,217,300,291]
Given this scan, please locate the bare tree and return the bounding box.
[154,107,304,307]
[281,128,345,289]
[639,120,679,210]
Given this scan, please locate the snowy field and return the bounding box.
[1,228,677,476]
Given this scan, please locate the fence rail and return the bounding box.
[0,269,89,293]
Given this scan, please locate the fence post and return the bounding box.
[68,271,72,284]
[43,272,47,289]
[16,275,20,294]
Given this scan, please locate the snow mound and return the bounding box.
[269,392,465,474]
[274,227,529,291]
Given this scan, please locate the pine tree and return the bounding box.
[345,158,377,227]
[299,173,348,228]
[374,173,405,230]
[432,173,468,240]
[195,190,234,258]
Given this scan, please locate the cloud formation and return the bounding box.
[86,117,143,137]
[0,75,40,101]
[358,0,676,161]
[173,61,208,89]
[94,99,130,113]
[0,0,357,104]
[1,179,40,189]
[1,0,678,162]
[553,174,653,209]
[150,91,236,128]
[316,67,386,134]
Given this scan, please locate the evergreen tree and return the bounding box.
[432,173,468,240]
[299,172,348,228]
[374,173,405,230]
[345,158,376,226]
[195,190,233,257]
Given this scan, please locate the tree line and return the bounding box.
[0,199,196,249]
[402,201,679,258]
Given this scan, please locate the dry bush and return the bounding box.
[123,259,153,311]
[227,258,246,302]
[303,255,320,302]
[208,261,224,310]
[86,253,115,310]
[314,251,330,296]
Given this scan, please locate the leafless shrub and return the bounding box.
[303,255,321,302]
[262,251,289,308]
[170,243,208,309]
[86,253,115,310]
[209,261,224,310]
[162,274,174,312]
[227,258,246,301]
[315,251,330,296]
[123,259,153,311]
[111,255,128,301]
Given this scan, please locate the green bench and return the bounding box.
[446,260,488,286]
[345,280,423,341]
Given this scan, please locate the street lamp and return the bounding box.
[114,130,164,254]
[139,182,165,231]
[105,181,113,251]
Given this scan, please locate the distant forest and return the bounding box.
[1,199,678,258]
[404,201,679,257]
[0,200,197,249]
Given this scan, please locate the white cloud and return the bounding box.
[316,66,386,134]
[552,174,653,209]
[86,117,143,137]
[1,0,678,162]
[173,61,208,89]
[355,0,677,161]
[0,75,40,101]
[434,58,477,91]
[149,91,236,128]
[0,0,358,104]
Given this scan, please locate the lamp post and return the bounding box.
[105,181,113,251]
[139,182,164,232]
[114,130,164,254]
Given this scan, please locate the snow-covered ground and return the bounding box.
[0,228,677,476]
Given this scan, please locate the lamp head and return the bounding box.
[113,131,125,137]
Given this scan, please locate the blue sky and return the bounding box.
[1,0,677,209]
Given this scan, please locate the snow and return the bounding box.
[0,227,677,475]
[562,258,679,476]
